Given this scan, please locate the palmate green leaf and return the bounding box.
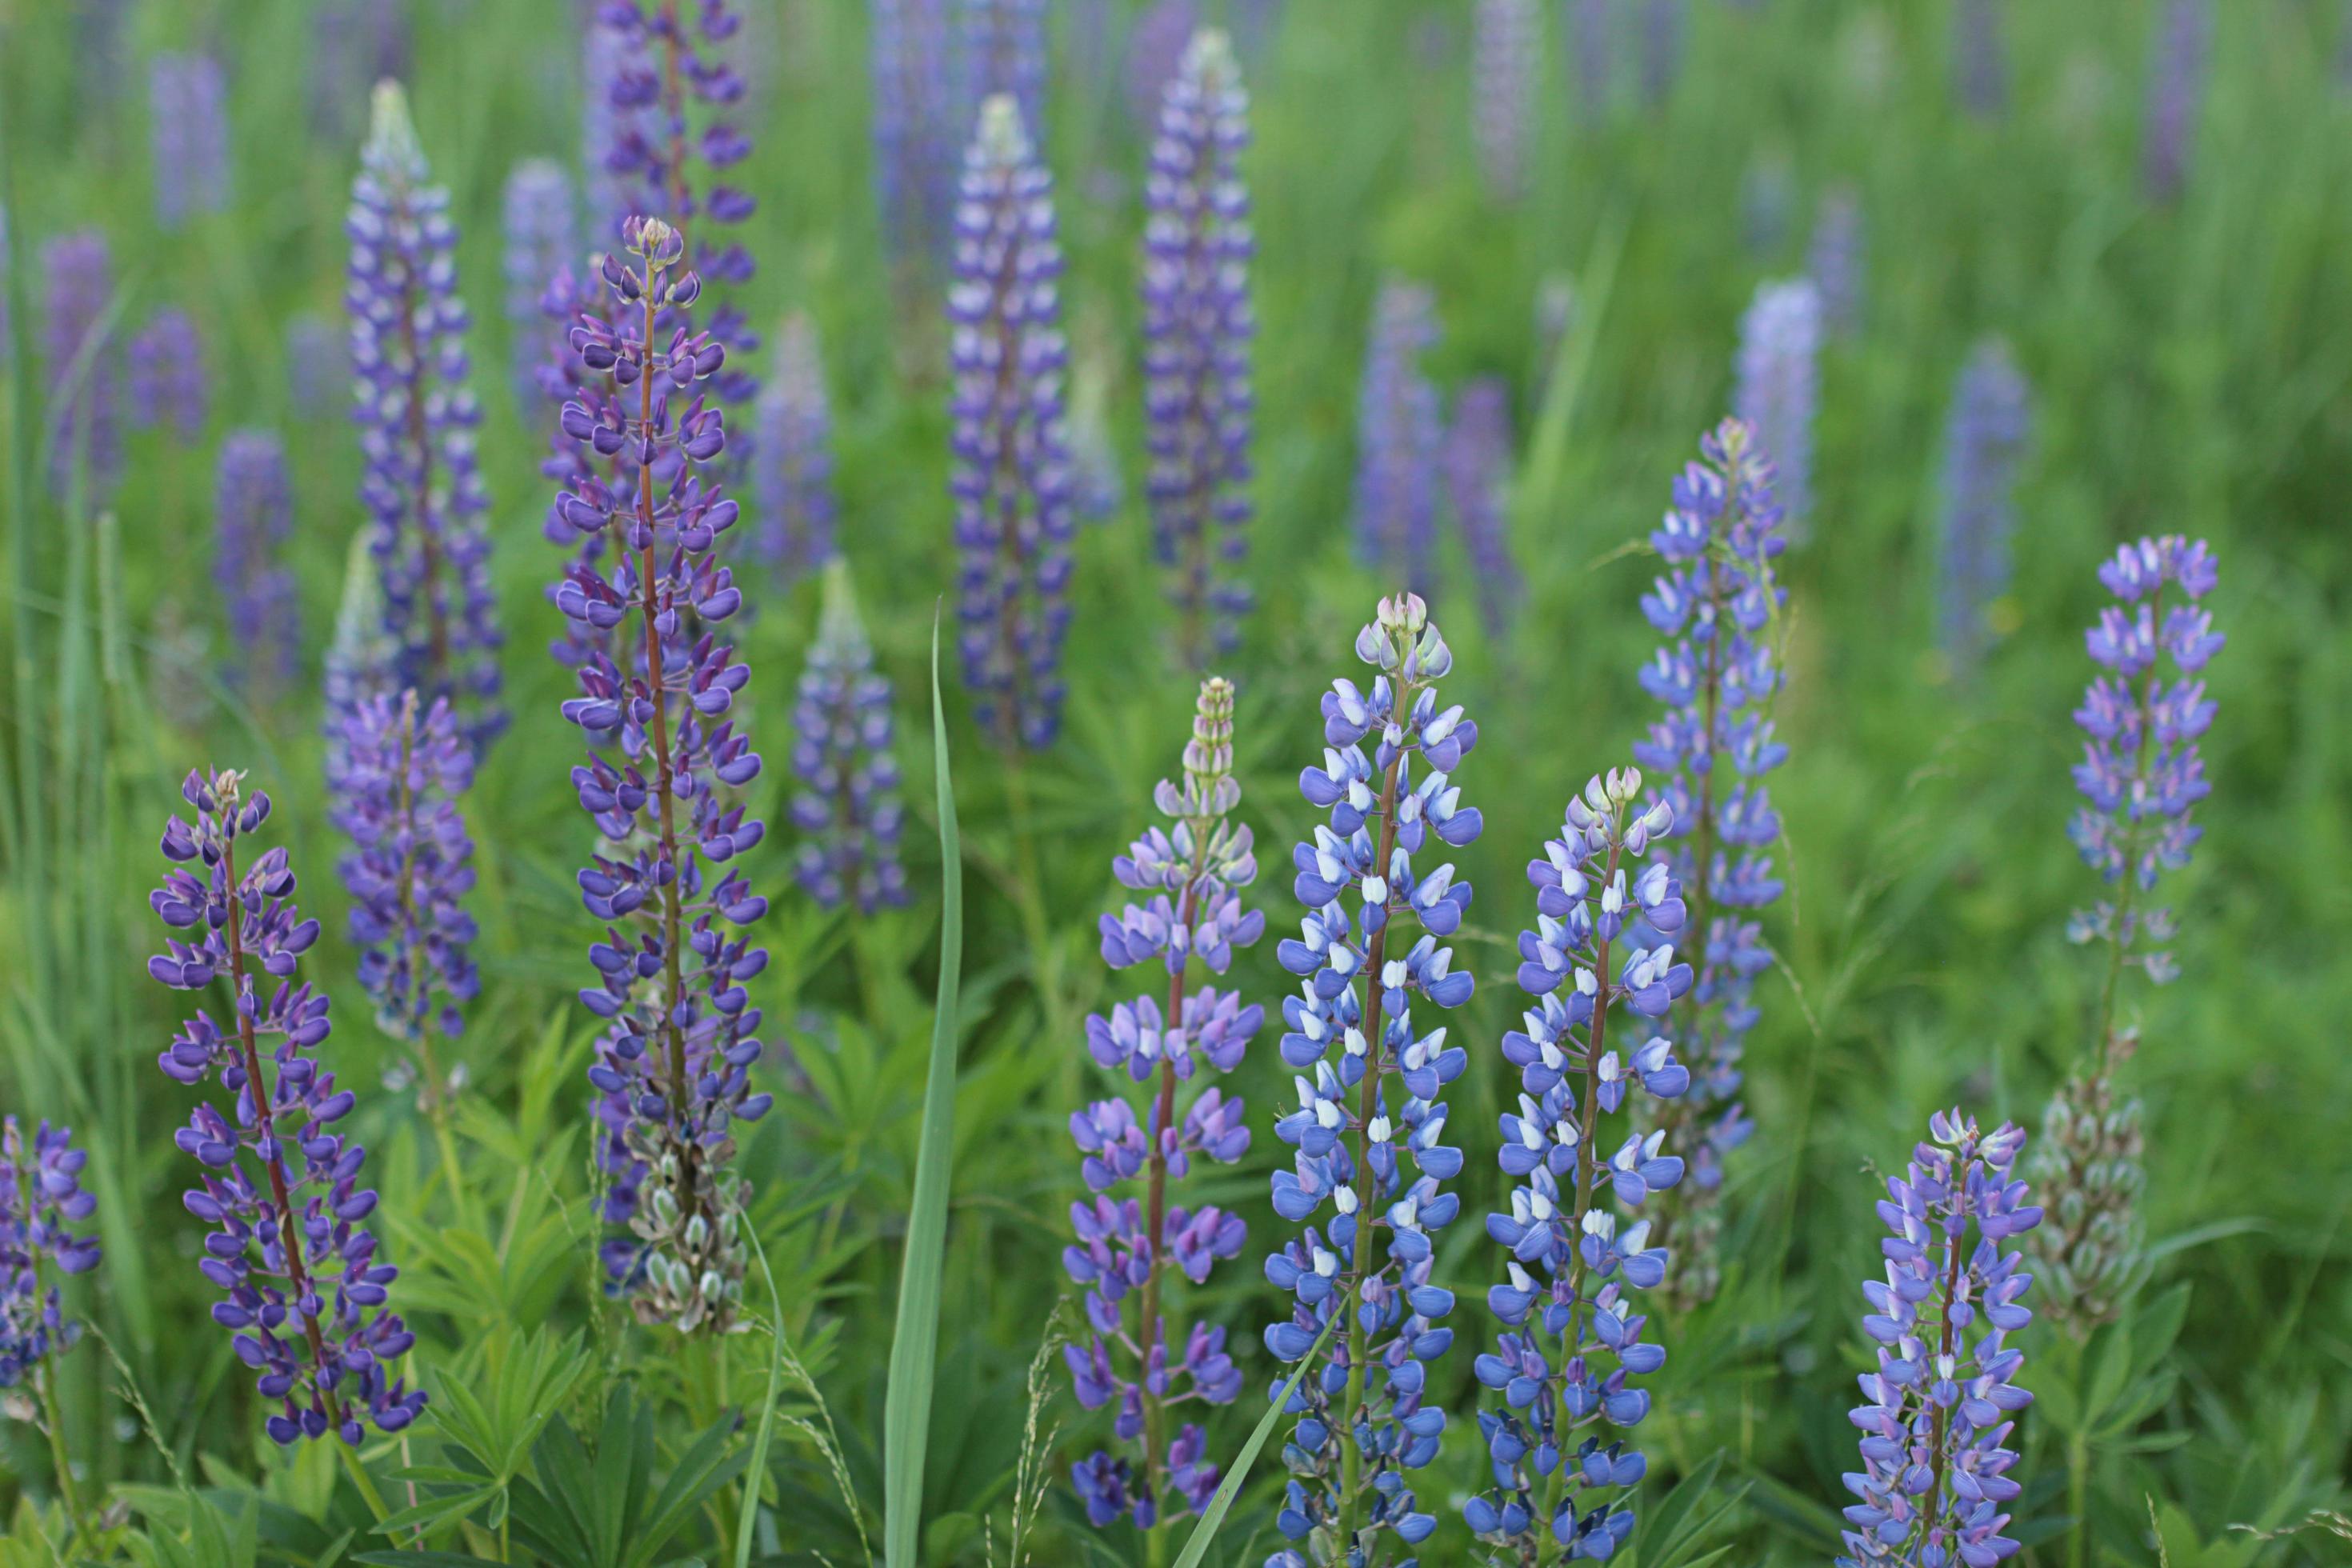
[1170,1288,1349,1568]
[884,615,965,1568]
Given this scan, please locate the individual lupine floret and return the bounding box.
[42,230,122,499]
[1353,282,1442,596]
[790,563,910,914]
[755,312,838,586]
[962,0,1049,140]
[330,690,481,1112]
[1953,0,2008,118]
[871,0,961,274]
[129,306,209,442]
[502,158,580,406]
[1471,0,1538,202]
[1806,185,1866,341]
[214,430,302,695]
[552,217,774,1335]
[347,82,505,752]
[1935,341,2031,678]
[149,53,231,230]
[1142,28,1256,666]
[1262,593,1482,1567]
[948,94,1077,750]
[1838,1112,2041,1568]
[146,768,427,1444]
[1442,376,1520,641]
[1631,419,1789,1305]
[1733,278,1820,535]
[2142,0,2211,203]
[1065,677,1266,1534]
[1466,766,1693,1561]
[0,1119,102,1389]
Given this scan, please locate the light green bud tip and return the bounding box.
[977,94,1030,166]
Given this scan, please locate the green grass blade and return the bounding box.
[1170,1290,1349,1568]
[732,1226,790,1568]
[883,610,964,1568]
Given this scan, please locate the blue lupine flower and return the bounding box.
[962,0,1049,141]
[502,158,580,407]
[756,311,838,586]
[2142,0,2211,203]
[1066,678,1266,1532]
[1632,418,1787,1303]
[286,311,342,414]
[1127,0,1200,134]
[1142,27,1255,666]
[948,95,1075,750]
[1838,1111,2041,1568]
[1806,185,1866,341]
[1733,279,1820,534]
[1442,376,1521,640]
[554,217,772,1335]
[871,0,961,273]
[1953,0,2007,118]
[1936,341,2031,678]
[148,768,427,1444]
[1472,0,1539,201]
[1,1118,102,1389]
[1353,283,1442,595]
[1466,766,1692,1560]
[42,230,122,500]
[129,306,208,443]
[1262,593,1481,1567]
[214,429,302,695]
[149,53,231,230]
[790,563,910,914]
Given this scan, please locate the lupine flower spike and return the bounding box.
[1,1119,101,1389]
[147,768,427,1444]
[1442,376,1521,641]
[755,311,838,586]
[1466,766,1693,1560]
[871,0,961,277]
[323,533,398,790]
[1066,678,1266,1531]
[130,306,209,442]
[963,0,1049,139]
[1263,593,1481,1566]
[1126,0,1200,134]
[554,217,773,1334]
[2031,537,2222,1334]
[790,562,910,914]
[1634,419,1788,1306]
[348,82,505,751]
[1733,279,1820,538]
[1838,1112,2040,1568]
[2142,0,2211,204]
[1935,342,2031,680]
[1142,28,1256,666]
[1353,284,1442,597]
[1566,0,1613,126]
[214,430,302,695]
[1807,186,1866,342]
[1953,0,2008,118]
[1471,0,1538,202]
[42,230,122,499]
[150,53,232,230]
[948,94,1076,750]
[502,158,580,406]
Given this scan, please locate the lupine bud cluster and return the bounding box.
[147,769,426,1444]
[1470,0,1538,202]
[1066,678,1266,1531]
[347,82,505,751]
[324,534,398,794]
[1,1119,101,1389]
[1441,376,1520,641]
[214,430,302,694]
[1353,283,1442,597]
[553,218,773,1335]
[1466,767,1692,1560]
[790,565,910,914]
[149,53,232,230]
[755,312,838,586]
[870,0,961,272]
[502,158,581,406]
[1807,186,1866,341]
[130,306,209,442]
[963,0,1049,142]
[42,230,122,499]
[1838,1112,2040,1568]
[1936,341,2031,678]
[1633,419,1788,1306]
[2142,0,2211,204]
[1142,28,1256,666]
[1953,0,2008,118]
[1734,279,1820,534]
[1263,593,1482,1566]
[2028,1057,2146,1336]
[948,95,1076,750]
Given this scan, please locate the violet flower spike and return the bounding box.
[1066,677,1265,1532]
[2142,0,2211,204]
[41,230,122,501]
[1733,278,1820,538]
[129,306,209,443]
[1466,766,1692,1559]
[1640,0,1682,108]
[1838,1112,2040,1568]
[1126,0,1200,134]
[149,53,232,231]
[870,0,961,274]
[214,430,302,696]
[1442,376,1521,641]
[323,533,399,795]
[754,311,838,586]
[147,767,427,1445]
[1953,0,2008,118]
[1935,341,2031,679]
[287,312,342,415]
[1,1118,102,1389]
[1353,282,1442,598]
[1262,593,1481,1566]
[1807,185,1866,341]
[962,0,1049,142]
[1566,0,1614,126]
[1142,28,1256,667]
[1471,0,1538,202]
[502,158,581,408]
[790,562,910,915]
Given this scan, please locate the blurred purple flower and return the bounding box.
[2142,0,2211,203]
[150,53,231,230]
[1,1118,102,1389]
[1442,377,1519,638]
[1353,281,1442,595]
[755,311,837,586]
[214,430,301,694]
[1472,0,1538,201]
[1936,340,2031,677]
[790,564,908,914]
[130,306,208,442]
[1733,278,1819,534]
[502,159,581,406]
[41,230,122,500]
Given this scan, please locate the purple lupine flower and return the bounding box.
[553,217,772,1334]
[214,430,302,694]
[286,312,342,415]
[1065,677,1265,1532]
[41,230,122,500]
[1442,377,1521,640]
[871,0,962,273]
[310,0,410,136]
[502,158,581,407]
[1263,593,1480,1565]
[790,562,909,914]
[147,767,427,1445]
[1807,184,1866,341]
[1634,419,1788,1305]
[1471,0,1538,202]
[1353,282,1442,595]
[1142,28,1255,666]
[0,1118,102,1389]
[1640,0,1682,107]
[2142,0,2211,203]
[948,95,1076,750]
[1953,0,2008,118]
[1566,0,1614,125]
[1125,0,1199,134]
[1936,341,2031,678]
[962,0,1049,142]
[129,306,208,443]
[1838,1111,2040,1568]
[149,53,231,231]
[755,312,838,586]
[1733,278,1820,535]
[1465,766,1692,1557]
[330,690,480,1110]
[347,83,505,752]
